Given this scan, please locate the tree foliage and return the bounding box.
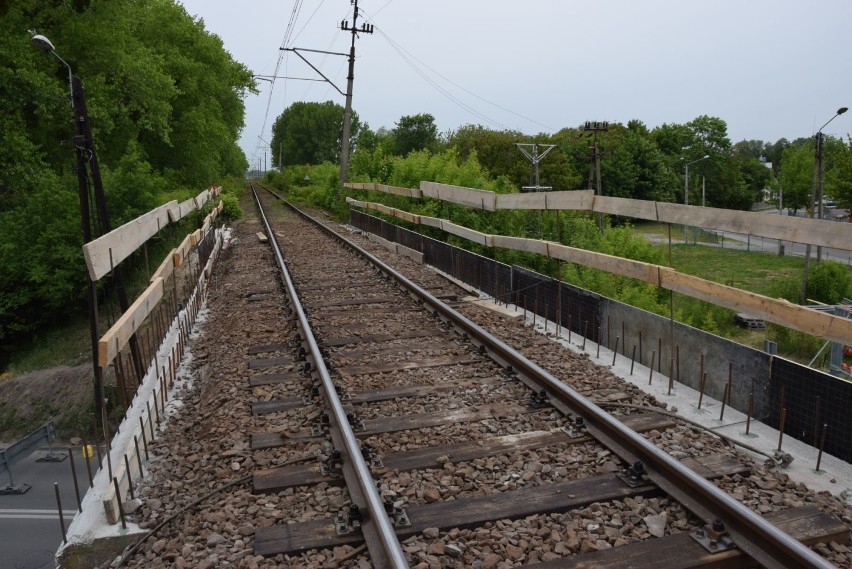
[271,101,360,167]
[392,113,439,156]
[0,0,254,358]
[777,141,814,212]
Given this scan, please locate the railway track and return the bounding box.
[124,182,851,568]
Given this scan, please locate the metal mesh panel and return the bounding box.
[453,249,485,293]
[198,225,217,269]
[351,210,381,236]
[560,281,601,341]
[512,266,558,324]
[512,266,600,339]
[769,358,852,463]
[422,236,454,275]
[397,226,424,253]
[380,218,397,243]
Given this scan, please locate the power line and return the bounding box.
[376,28,511,130]
[256,0,305,158]
[361,11,556,133]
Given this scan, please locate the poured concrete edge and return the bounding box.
[56,228,226,568]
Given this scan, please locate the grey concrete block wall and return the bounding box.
[599,298,772,418]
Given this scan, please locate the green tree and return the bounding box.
[826,136,852,208]
[0,0,254,361]
[392,113,439,156]
[598,123,680,202]
[271,101,360,167]
[763,138,790,175]
[777,141,814,213]
[807,261,851,304]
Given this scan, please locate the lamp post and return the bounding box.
[801,106,848,302]
[31,34,143,433]
[684,155,710,243]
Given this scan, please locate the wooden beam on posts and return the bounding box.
[349,199,852,344]
[82,201,176,282]
[98,278,165,368]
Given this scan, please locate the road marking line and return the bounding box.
[0,509,77,515]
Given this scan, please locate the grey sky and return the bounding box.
[177,1,852,166]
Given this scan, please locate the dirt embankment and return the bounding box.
[0,364,94,444]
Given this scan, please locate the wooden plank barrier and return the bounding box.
[344,181,852,251]
[98,277,164,367]
[168,198,196,223]
[150,248,177,283]
[496,190,595,211]
[83,197,223,283]
[344,182,422,198]
[82,201,176,281]
[420,181,497,211]
[194,189,210,209]
[347,198,852,345]
[173,234,193,268]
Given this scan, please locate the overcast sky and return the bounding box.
[177,0,852,166]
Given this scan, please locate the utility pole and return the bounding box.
[516,143,556,239]
[515,143,556,192]
[339,0,373,184]
[584,121,608,233]
[801,107,847,303]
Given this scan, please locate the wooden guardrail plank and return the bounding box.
[347,199,852,345]
[345,181,852,251]
[82,201,176,281]
[420,181,497,211]
[98,277,164,367]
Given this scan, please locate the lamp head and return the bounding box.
[30,34,56,53]
[838,107,848,116]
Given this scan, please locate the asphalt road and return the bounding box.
[0,447,91,569]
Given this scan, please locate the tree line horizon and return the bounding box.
[271,102,852,215]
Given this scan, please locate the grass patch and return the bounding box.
[4,316,92,376]
[669,245,805,296]
[632,222,720,244]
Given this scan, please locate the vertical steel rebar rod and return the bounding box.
[746,381,754,435]
[113,477,127,529]
[68,449,82,512]
[648,350,656,385]
[123,454,135,500]
[777,409,787,452]
[816,424,828,471]
[54,483,67,544]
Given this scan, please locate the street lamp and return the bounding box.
[684,155,710,243]
[31,33,143,440]
[30,34,73,104]
[801,106,848,302]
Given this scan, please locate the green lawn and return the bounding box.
[669,245,805,296]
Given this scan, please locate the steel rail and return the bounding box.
[250,184,409,569]
[257,184,834,569]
